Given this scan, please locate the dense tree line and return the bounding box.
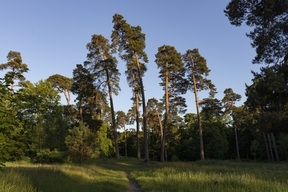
[1,0,288,165]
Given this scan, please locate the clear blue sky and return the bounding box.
[0,0,261,114]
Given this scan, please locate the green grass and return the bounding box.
[2,161,129,192]
[131,160,288,192]
[1,159,288,192]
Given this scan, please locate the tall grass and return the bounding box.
[1,162,128,192]
[1,159,288,192]
[131,161,288,192]
[0,170,35,192]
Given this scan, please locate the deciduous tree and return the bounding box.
[17,80,62,154]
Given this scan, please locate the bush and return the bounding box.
[65,121,99,164]
[35,149,65,164]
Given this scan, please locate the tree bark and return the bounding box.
[106,69,119,159]
[124,123,127,158]
[132,73,141,159]
[161,62,169,162]
[235,126,240,161]
[271,133,279,162]
[189,53,205,160]
[135,53,149,162]
[268,133,274,162]
[135,92,141,159]
[156,108,163,160]
[63,90,71,105]
[263,133,271,161]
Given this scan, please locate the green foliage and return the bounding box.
[222,88,242,115]
[96,122,113,157]
[16,80,65,154]
[245,63,288,134]
[250,140,260,160]
[85,34,121,96]
[111,13,149,161]
[71,64,109,124]
[183,49,215,96]
[47,74,73,105]
[34,149,66,164]
[0,50,29,89]
[111,14,148,63]
[0,80,25,163]
[203,124,229,159]
[225,0,288,64]
[65,121,100,164]
[85,34,121,158]
[155,45,187,113]
[277,133,288,160]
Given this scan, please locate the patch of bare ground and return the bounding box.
[126,172,141,192]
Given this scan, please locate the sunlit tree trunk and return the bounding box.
[124,123,127,158]
[135,53,149,162]
[161,61,169,162]
[190,53,205,160]
[135,92,141,159]
[131,73,141,159]
[106,68,119,159]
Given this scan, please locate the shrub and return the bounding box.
[35,149,65,164]
[65,121,99,164]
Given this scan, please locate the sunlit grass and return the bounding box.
[2,161,129,192]
[131,161,288,192]
[1,159,288,192]
[0,170,35,192]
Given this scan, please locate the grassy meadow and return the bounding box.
[1,159,288,192]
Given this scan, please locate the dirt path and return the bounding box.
[126,172,141,192]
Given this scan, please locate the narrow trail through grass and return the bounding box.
[2,159,288,192]
[126,172,142,192]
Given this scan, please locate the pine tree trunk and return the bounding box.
[161,62,169,162]
[156,108,163,161]
[132,72,141,159]
[263,133,271,161]
[190,53,205,160]
[124,124,127,158]
[271,133,279,162]
[268,133,274,162]
[135,92,141,159]
[63,90,71,105]
[235,127,240,161]
[106,70,119,159]
[135,53,149,162]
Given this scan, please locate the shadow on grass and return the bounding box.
[7,166,127,192]
[87,158,162,192]
[87,158,160,173]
